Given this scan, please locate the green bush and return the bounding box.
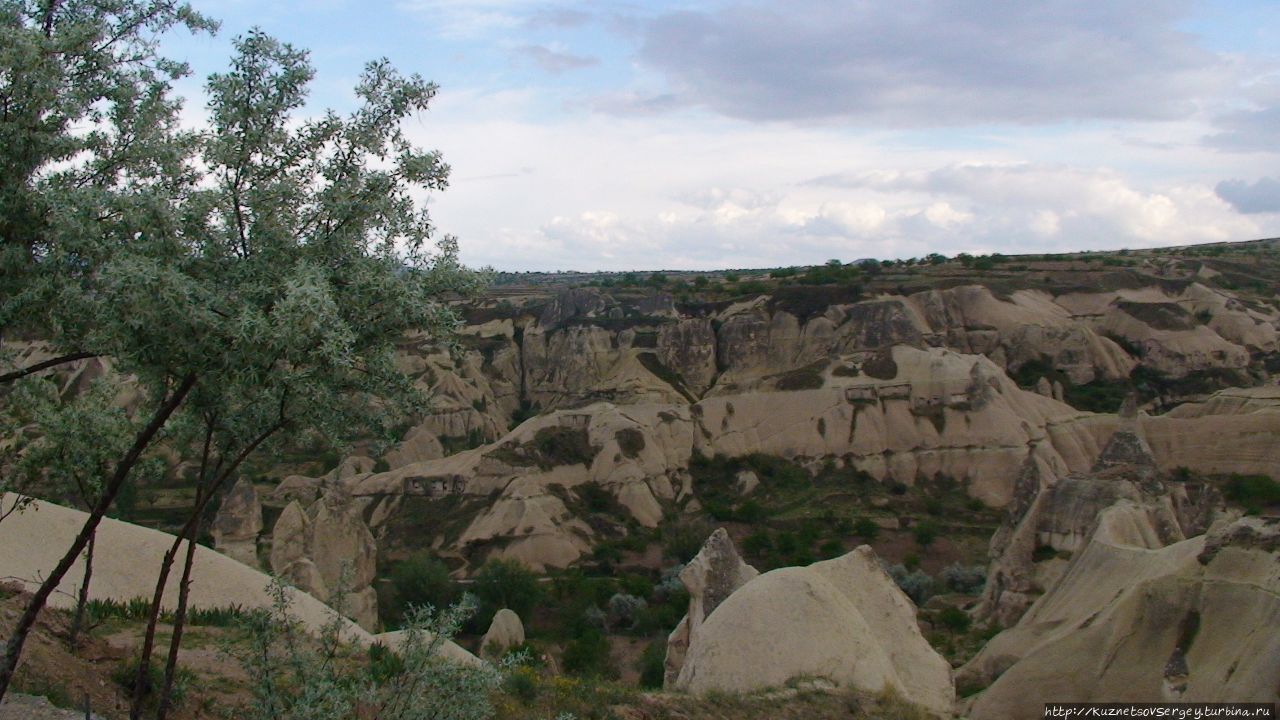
[562,629,616,678]
[1224,473,1280,515]
[852,517,881,541]
[390,553,459,619]
[661,518,713,563]
[473,558,543,620]
[938,606,972,633]
[235,581,505,720]
[742,530,773,557]
[638,640,666,689]
[366,643,405,685]
[913,520,939,549]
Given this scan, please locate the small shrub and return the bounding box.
[605,593,648,631]
[472,558,542,629]
[818,539,845,559]
[389,553,458,622]
[638,640,666,689]
[366,643,405,685]
[503,666,540,705]
[941,563,987,594]
[852,517,881,541]
[885,564,934,604]
[1223,473,1280,515]
[1031,544,1058,562]
[938,606,971,633]
[662,518,713,563]
[913,520,939,549]
[562,629,616,678]
[742,530,773,557]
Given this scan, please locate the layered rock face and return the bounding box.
[386,280,1276,449]
[671,546,955,716]
[269,485,380,631]
[347,346,1119,570]
[338,339,1280,574]
[961,513,1280,719]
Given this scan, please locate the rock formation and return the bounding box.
[269,484,380,631]
[210,478,263,568]
[663,528,759,687]
[962,513,1280,719]
[975,397,1221,626]
[480,608,525,659]
[671,546,954,716]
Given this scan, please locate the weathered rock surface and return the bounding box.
[976,401,1221,625]
[672,547,954,716]
[1143,386,1280,477]
[210,478,263,568]
[268,486,380,630]
[371,280,1277,446]
[663,528,758,687]
[480,608,525,659]
[962,513,1280,719]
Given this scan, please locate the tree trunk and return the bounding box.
[68,529,96,647]
[0,373,196,703]
[155,522,200,720]
[130,419,282,718]
[129,532,185,718]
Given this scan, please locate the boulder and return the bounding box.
[663,528,758,687]
[480,609,525,659]
[734,470,759,496]
[673,547,954,716]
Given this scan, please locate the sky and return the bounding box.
[163,0,1280,271]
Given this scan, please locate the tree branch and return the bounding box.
[0,352,97,384]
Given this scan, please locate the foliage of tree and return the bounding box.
[233,579,506,720]
[390,553,460,625]
[0,0,482,708]
[471,558,543,624]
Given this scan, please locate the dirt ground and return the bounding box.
[0,585,250,720]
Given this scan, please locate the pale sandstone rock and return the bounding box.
[734,470,759,495]
[963,514,1280,719]
[480,608,526,658]
[975,408,1220,626]
[267,489,380,630]
[663,528,758,687]
[210,478,263,568]
[673,547,954,716]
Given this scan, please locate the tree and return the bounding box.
[472,558,542,622]
[0,4,482,709]
[233,579,507,720]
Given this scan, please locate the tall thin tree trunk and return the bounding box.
[130,419,282,719]
[0,373,196,703]
[155,522,200,720]
[68,529,96,647]
[129,531,186,717]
